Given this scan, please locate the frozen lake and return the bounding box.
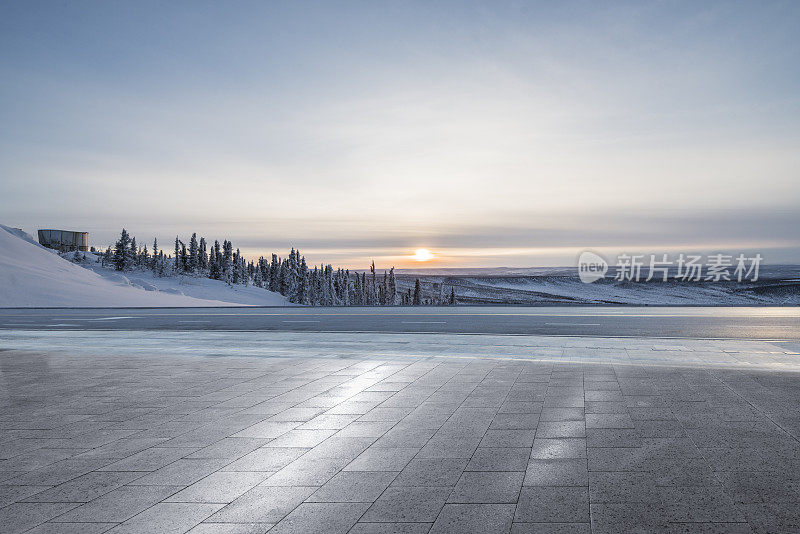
[1,306,799,340]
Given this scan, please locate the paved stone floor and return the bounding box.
[1,338,800,533]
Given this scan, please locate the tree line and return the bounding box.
[102,228,455,306]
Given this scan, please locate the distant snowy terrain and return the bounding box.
[0,225,288,307]
[396,271,800,306]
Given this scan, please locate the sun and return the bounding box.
[412,248,435,262]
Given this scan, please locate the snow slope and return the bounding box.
[0,225,288,307]
[72,255,292,307]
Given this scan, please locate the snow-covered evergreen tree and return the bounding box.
[151,238,159,271]
[413,279,422,305]
[388,267,397,305]
[129,237,137,268]
[369,261,377,305]
[189,233,199,274]
[180,242,188,273]
[209,241,219,279]
[199,237,208,272]
[113,229,134,271]
[222,240,233,285]
[102,246,112,268]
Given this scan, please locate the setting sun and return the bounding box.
[412,248,435,262]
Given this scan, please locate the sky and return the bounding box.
[1,1,799,268]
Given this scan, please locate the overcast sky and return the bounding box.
[1,1,799,267]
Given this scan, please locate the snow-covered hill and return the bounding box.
[0,225,288,307]
[396,273,800,306]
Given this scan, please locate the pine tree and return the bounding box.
[222,240,233,285]
[388,267,397,305]
[102,246,112,268]
[174,237,180,272]
[413,279,422,305]
[113,229,134,271]
[189,233,199,274]
[296,256,309,304]
[209,241,220,280]
[151,238,159,271]
[199,237,208,272]
[259,257,269,288]
[180,243,188,273]
[361,272,368,304]
[129,237,137,268]
[370,261,377,305]
[449,287,456,305]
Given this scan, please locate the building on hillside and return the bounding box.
[38,229,89,252]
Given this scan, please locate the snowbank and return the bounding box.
[0,225,288,307]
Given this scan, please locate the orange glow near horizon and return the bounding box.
[412,248,435,262]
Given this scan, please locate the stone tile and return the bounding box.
[540,408,585,422]
[372,427,437,448]
[448,471,524,503]
[466,447,530,471]
[337,421,396,438]
[0,484,51,507]
[429,503,514,533]
[658,486,747,522]
[0,503,80,534]
[392,458,467,487]
[264,429,337,448]
[586,429,643,448]
[480,429,536,448]
[588,471,660,503]
[207,486,316,523]
[530,439,586,459]
[307,471,397,502]
[587,447,649,472]
[268,502,370,534]
[535,422,585,439]
[52,484,181,522]
[260,456,350,486]
[361,486,450,522]
[510,523,591,533]
[300,436,375,460]
[97,447,198,472]
[585,414,635,429]
[665,523,754,533]
[186,524,273,534]
[167,471,270,503]
[589,502,670,534]
[187,438,270,459]
[222,447,307,472]
[128,458,232,485]
[348,523,432,534]
[525,459,588,486]
[24,523,118,534]
[232,421,300,439]
[105,502,223,534]
[23,471,142,503]
[515,487,589,523]
[417,437,481,459]
[4,457,117,486]
[298,413,361,430]
[489,413,540,429]
[345,447,420,471]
